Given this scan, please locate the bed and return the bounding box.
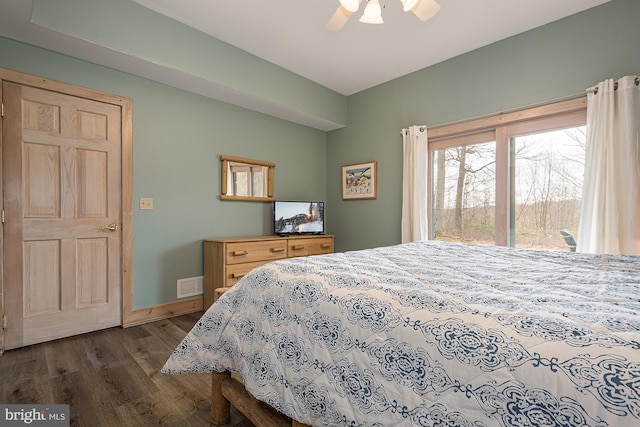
[162,240,640,427]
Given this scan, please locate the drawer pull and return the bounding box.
[232,250,248,256]
[292,245,304,250]
[271,247,285,253]
[231,273,246,279]
[321,243,331,249]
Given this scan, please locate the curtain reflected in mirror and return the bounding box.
[228,163,268,197]
[220,155,275,201]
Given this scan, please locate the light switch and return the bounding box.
[139,197,154,210]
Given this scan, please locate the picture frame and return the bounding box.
[342,161,377,200]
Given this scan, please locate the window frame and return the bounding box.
[427,97,587,246]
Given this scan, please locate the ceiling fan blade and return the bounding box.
[326,5,352,30]
[411,0,441,21]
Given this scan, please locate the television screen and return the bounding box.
[273,201,324,235]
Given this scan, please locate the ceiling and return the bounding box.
[0,0,611,97]
[129,0,611,95]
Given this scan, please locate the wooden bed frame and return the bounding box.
[211,371,311,427]
[206,236,337,427]
[209,286,311,426]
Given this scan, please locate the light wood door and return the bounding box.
[2,82,122,350]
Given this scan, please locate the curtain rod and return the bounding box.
[423,91,586,131]
[400,126,426,135]
[587,76,639,95]
[405,76,637,133]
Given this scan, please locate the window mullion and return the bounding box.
[495,126,509,246]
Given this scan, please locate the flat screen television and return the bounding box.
[273,201,324,236]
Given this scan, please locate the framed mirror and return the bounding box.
[220,155,275,202]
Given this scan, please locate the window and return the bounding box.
[433,139,496,245]
[428,98,587,250]
[510,127,585,250]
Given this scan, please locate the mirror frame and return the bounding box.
[220,155,275,202]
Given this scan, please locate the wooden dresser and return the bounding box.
[203,235,334,308]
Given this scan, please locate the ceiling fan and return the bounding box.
[326,0,441,30]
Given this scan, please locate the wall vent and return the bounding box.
[177,276,204,298]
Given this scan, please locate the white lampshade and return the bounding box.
[359,0,383,24]
[410,0,441,21]
[402,0,420,12]
[339,0,360,13]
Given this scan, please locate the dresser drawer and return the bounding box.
[225,260,271,286]
[225,240,287,265]
[288,237,334,257]
[205,235,333,309]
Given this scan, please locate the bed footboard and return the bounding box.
[211,371,311,427]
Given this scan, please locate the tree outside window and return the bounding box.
[429,99,586,251]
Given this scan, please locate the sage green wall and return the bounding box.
[30,0,346,131]
[1,0,637,309]
[0,37,327,308]
[327,0,640,252]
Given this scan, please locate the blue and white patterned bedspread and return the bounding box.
[162,241,640,426]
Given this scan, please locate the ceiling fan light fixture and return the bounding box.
[402,0,420,12]
[411,0,441,22]
[326,6,352,30]
[327,0,439,29]
[359,0,384,24]
[339,0,361,13]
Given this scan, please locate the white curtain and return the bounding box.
[401,125,429,243]
[577,75,640,255]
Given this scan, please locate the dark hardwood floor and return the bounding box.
[0,312,253,426]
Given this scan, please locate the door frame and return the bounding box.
[0,67,134,351]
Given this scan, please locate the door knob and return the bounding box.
[101,223,119,232]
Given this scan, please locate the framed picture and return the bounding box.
[342,161,377,200]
